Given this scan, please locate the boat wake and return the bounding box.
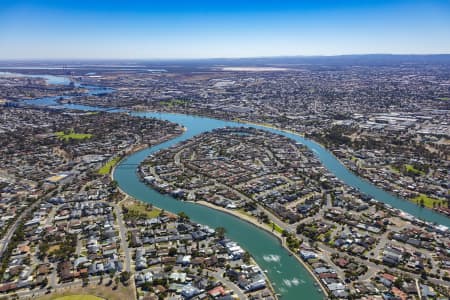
[283,277,302,287]
[262,254,281,263]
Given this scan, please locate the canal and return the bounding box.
[14,72,449,299]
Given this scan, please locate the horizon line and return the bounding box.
[1,53,450,62]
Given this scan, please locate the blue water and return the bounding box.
[114,125,322,299]
[23,80,448,226]
[114,111,449,299]
[11,72,449,299]
[123,112,449,227]
[0,72,70,85]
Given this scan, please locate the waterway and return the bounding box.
[10,72,450,300]
[0,72,71,85]
[24,92,450,228]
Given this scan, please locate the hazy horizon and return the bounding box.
[1,53,450,62]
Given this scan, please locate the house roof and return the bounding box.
[382,273,396,282]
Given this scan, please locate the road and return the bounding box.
[0,189,55,260]
[111,201,132,273]
[223,192,450,289]
[1,199,135,300]
[415,278,422,299]
[210,270,247,300]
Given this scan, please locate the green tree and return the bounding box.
[41,277,48,287]
[394,277,404,288]
[177,211,190,221]
[215,227,226,240]
[243,251,251,264]
[168,247,177,256]
[120,271,131,283]
[142,281,153,291]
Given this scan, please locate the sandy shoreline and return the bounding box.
[109,117,329,298]
[194,200,329,297]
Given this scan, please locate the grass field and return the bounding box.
[412,194,443,208]
[159,99,187,107]
[270,221,284,234]
[404,164,425,175]
[389,165,400,173]
[122,198,161,219]
[56,129,92,141]
[36,281,133,300]
[237,208,253,217]
[47,244,61,255]
[437,97,450,101]
[98,157,121,175]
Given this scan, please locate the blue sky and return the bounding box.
[1,0,449,59]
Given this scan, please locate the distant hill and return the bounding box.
[177,54,450,67]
